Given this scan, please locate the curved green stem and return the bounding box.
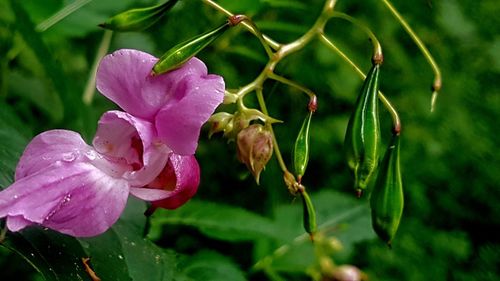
[83,30,113,104]
[201,0,281,50]
[275,0,337,59]
[36,0,92,32]
[256,88,289,174]
[267,72,317,107]
[380,0,441,111]
[319,33,401,133]
[330,12,383,64]
[239,17,275,58]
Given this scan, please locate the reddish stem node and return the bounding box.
[228,14,247,26]
[308,95,318,112]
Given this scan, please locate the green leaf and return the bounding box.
[2,228,91,281]
[0,103,30,189]
[257,190,375,273]
[148,200,284,242]
[9,0,66,122]
[180,250,246,281]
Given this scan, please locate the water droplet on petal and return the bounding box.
[85,150,97,160]
[62,152,76,162]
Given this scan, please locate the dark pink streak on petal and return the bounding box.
[148,154,200,209]
[93,111,170,187]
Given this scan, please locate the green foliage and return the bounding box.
[0,0,498,280]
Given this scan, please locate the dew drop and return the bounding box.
[62,194,71,204]
[62,152,76,162]
[85,150,97,160]
[118,254,124,260]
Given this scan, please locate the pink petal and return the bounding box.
[147,154,200,209]
[96,49,161,119]
[15,130,92,180]
[155,72,224,155]
[93,111,170,187]
[96,50,220,121]
[0,161,130,237]
[129,188,172,201]
[6,215,32,232]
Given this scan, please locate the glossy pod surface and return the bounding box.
[99,0,179,32]
[370,134,404,245]
[344,64,381,194]
[152,23,230,75]
[293,111,312,180]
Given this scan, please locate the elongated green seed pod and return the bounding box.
[152,22,230,75]
[344,64,381,195]
[370,133,404,245]
[293,111,313,181]
[300,189,317,239]
[99,0,179,32]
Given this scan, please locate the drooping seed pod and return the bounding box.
[236,124,273,184]
[293,111,312,182]
[152,22,230,75]
[370,133,404,246]
[344,64,381,196]
[299,188,317,239]
[99,0,179,32]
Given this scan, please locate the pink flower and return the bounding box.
[96,49,225,155]
[0,50,224,237]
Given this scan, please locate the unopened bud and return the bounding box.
[99,0,178,32]
[236,124,273,184]
[152,21,230,75]
[208,112,234,138]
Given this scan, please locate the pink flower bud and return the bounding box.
[236,124,273,184]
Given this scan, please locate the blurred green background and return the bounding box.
[0,0,498,280]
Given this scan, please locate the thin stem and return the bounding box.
[253,204,366,271]
[267,72,316,102]
[83,30,113,104]
[330,12,383,64]
[36,0,93,32]
[256,88,289,174]
[276,0,337,59]
[238,17,274,58]
[380,0,442,112]
[319,34,401,133]
[201,0,281,50]
[0,224,7,243]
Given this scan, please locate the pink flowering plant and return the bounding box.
[0,0,448,280]
[0,49,223,237]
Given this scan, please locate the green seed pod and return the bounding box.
[152,22,230,75]
[299,188,317,239]
[370,133,404,246]
[293,111,312,181]
[344,64,381,195]
[99,0,179,32]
